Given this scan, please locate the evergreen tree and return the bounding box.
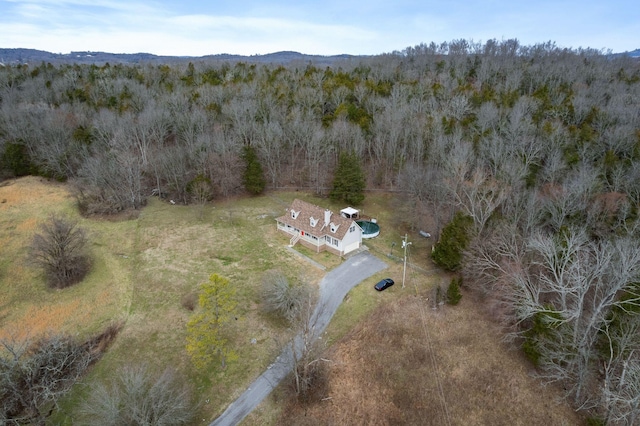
[330,151,365,205]
[242,145,266,195]
[446,277,463,305]
[431,212,473,271]
[2,141,33,177]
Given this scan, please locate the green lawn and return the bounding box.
[1,179,438,424]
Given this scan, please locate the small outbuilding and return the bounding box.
[340,207,359,219]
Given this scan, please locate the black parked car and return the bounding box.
[374,278,394,291]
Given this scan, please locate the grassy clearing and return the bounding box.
[1,181,332,423]
[2,181,578,425]
[90,194,326,421]
[1,180,440,424]
[0,177,133,342]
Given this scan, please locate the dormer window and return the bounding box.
[291,210,300,219]
[310,217,318,227]
[330,222,339,233]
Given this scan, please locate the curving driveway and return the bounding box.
[210,251,388,426]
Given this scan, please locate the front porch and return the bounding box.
[277,222,345,256]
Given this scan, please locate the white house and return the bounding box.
[276,199,363,256]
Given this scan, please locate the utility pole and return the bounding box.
[402,234,412,288]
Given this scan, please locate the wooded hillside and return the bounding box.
[1,39,640,423]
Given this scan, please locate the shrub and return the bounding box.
[181,292,198,311]
[585,417,606,426]
[1,141,34,177]
[30,214,90,288]
[0,327,120,425]
[186,174,213,205]
[73,185,120,216]
[446,277,463,305]
[261,270,310,324]
[431,212,473,271]
[521,308,564,366]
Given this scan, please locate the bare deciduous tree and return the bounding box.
[288,292,329,402]
[539,162,600,232]
[301,123,330,194]
[464,220,640,413]
[79,363,194,426]
[603,346,640,425]
[261,270,311,324]
[522,229,640,406]
[208,128,243,197]
[0,334,95,425]
[398,162,451,239]
[30,214,89,288]
[454,167,507,234]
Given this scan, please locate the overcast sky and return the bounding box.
[1,0,638,56]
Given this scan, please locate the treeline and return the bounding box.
[1,39,640,422]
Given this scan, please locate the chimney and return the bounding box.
[324,209,331,226]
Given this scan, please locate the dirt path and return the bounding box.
[210,251,388,426]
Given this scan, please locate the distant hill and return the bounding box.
[0,48,359,66]
[1,47,637,67]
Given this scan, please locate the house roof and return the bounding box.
[276,199,356,240]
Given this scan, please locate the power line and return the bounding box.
[401,232,450,424]
[411,279,452,426]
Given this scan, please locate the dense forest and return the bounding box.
[1,39,640,423]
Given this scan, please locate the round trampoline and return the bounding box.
[356,220,380,239]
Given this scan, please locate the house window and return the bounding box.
[310,217,317,227]
[350,225,355,232]
[291,210,299,219]
[325,236,338,246]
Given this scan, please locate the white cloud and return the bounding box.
[5,0,160,14]
[0,0,382,55]
[1,0,637,55]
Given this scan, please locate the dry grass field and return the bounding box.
[267,290,584,426]
[1,177,583,425]
[0,176,133,342]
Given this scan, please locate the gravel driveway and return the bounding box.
[210,251,388,426]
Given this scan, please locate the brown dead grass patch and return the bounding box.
[15,216,38,232]
[0,177,74,264]
[0,278,124,344]
[276,291,584,426]
[0,300,87,341]
[0,176,70,210]
[0,176,132,342]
